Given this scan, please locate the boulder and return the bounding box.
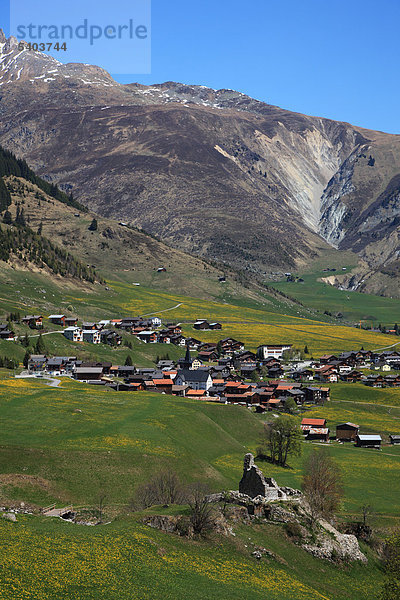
[2,512,17,522]
[143,515,180,533]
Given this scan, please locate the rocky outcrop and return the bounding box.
[143,515,182,533]
[206,454,367,564]
[303,520,367,563]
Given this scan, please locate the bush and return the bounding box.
[285,521,304,540]
[187,483,215,536]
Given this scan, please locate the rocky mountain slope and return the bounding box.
[1,146,282,305]
[1,30,399,293]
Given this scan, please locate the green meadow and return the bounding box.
[271,267,400,327]
[1,377,399,520]
[0,263,397,361]
[1,374,399,599]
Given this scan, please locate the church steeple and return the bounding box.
[181,343,193,369]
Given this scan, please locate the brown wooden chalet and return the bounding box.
[319,354,338,364]
[304,386,330,403]
[365,374,385,387]
[301,417,327,431]
[356,434,382,449]
[22,315,43,328]
[152,379,174,393]
[167,324,182,335]
[193,320,210,330]
[74,367,103,381]
[48,314,65,326]
[198,350,219,362]
[341,370,363,383]
[336,422,359,441]
[64,317,78,327]
[305,428,330,442]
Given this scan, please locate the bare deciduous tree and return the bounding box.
[97,493,107,523]
[360,504,374,527]
[302,449,343,524]
[187,483,215,536]
[133,469,186,509]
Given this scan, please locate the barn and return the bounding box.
[356,434,382,449]
[336,422,360,441]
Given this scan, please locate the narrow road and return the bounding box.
[141,303,182,317]
[372,340,400,352]
[17,331,64,340]
[45,378,61,387]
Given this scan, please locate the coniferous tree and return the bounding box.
[15,207,26,226]
[0,178,11,211]
[124,355,133,366]
[35,334,46,354]
[21,333,30,347]
[23,350,30,369]
[88,218,98,231]
[37,222,43,235]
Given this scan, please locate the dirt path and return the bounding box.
[372,340,400,352]
[17,331,64,340]
[141,303,182,317]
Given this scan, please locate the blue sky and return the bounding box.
[2,0,400,133]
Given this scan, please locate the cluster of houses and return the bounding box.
[291,350,400,387]
[301,418,399,448]
[26,344,328,408]
[310,419,400,448]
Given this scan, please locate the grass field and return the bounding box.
[271,267,400,326]
[0,513,384,600]
[1,374,398,599]
[0,264,397,362]
[1,377,399,519]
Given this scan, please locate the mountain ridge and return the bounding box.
[1,30,399,295]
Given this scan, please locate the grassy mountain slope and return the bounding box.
[3,172,290,306]
[0,375,398,599]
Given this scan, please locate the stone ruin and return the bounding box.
[239,453,287,501]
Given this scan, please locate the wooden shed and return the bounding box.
[336,422,359,441]
[356,434,382,449]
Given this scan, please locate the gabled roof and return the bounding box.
[301,418,327,426]
[177,369,211,382]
